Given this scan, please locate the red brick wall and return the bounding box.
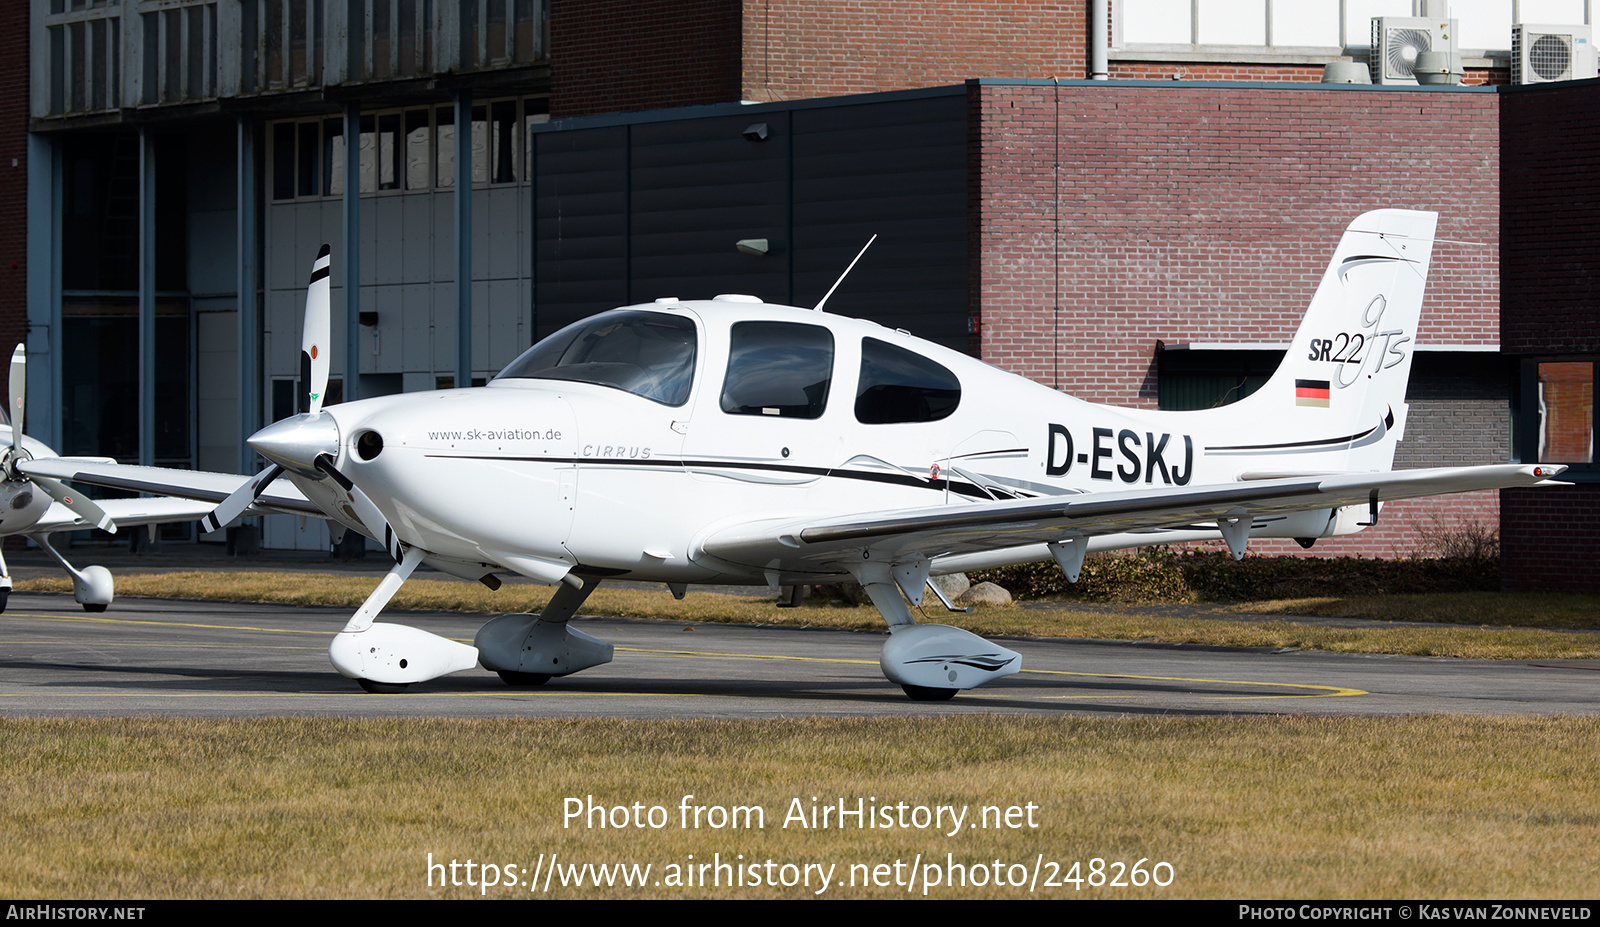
[549,0,743,118]
[1246,490,1500,559]
[0,3,27,353]
[1501,485,1600,591]
[741,1,1086,104]
[972,83,1501,402]
[971,81,1503,560]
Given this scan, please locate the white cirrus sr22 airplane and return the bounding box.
[24,210,1565,699]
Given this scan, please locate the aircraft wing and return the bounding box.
[25,496,226,534]
[17,458,322,518]
[698,464,1563,573]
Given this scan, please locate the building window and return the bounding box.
[43,7,122,115]
[241,0,323,91]
[1113,0,1574,59]
[459,0,545,69]
[1517,358,1597,478]
[1156,349,1282,411]
[1118,0,1391,52]
[437,98,542,188]
[271,98,540,200]
[1537,360,1594,464]
[138,3,219,105]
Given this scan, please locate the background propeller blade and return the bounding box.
[300,244,332,415]
[8,344,24,455]
[33,476,117,533]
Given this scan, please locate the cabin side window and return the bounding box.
[855,337,961,424]
[720,321,835,419]
[494,310,698,407]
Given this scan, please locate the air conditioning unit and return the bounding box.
[1370,17,1458,85]
[1513,24,1598,84]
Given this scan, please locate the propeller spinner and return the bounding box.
[199,245,403,559]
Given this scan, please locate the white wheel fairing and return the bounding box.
[329,622,480,685]
[880,624,1021,691]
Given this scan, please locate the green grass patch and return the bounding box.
[3,716,1596,899]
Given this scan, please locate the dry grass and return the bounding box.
[1230,593,1600,630]
[3,715,1597,899]
[17,571,1600,660]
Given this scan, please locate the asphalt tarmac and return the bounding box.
[3,589,1596,718]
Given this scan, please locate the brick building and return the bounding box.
[10,1,1599,582]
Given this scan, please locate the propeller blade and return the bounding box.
[300,244,332,415]
[34,476,117,534]
[198,463,284,534]
[313,455,403,562]
[8,344,24,458]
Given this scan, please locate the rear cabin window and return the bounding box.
[720,321,834,419]
[494,310,697,407]
[855,337,961,424]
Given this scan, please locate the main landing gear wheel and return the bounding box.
[82,603,107,613]
[0,588,8,614]
[497,671,551,687]
[357,679,411,694]
[901,684,959,702]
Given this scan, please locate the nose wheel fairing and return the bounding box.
[329,621,481,686]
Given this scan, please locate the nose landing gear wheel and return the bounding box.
[901,684,959,702]
[82,603,107,613]
[497,671,552,687]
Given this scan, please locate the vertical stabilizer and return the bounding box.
[1224,209,1436,472]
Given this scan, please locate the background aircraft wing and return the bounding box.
[25,496,226,534]
[18,458,322,518]
[698,464,1563,573]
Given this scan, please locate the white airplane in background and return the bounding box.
[0,346,219,613]
[24,211,1565,699]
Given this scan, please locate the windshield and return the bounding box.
[495,310,698,406]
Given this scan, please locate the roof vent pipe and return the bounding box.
[1322,58,1372,83]
[1091,0,1109,79]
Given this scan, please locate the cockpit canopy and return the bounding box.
[495,310,698,406]
[495,305,962,423]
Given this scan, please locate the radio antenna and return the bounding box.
[812,234,877,312]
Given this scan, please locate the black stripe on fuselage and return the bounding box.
[1206,408,1393,453]
[422,453,1021,500]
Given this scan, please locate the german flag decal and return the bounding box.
[1295,379,1330,408]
